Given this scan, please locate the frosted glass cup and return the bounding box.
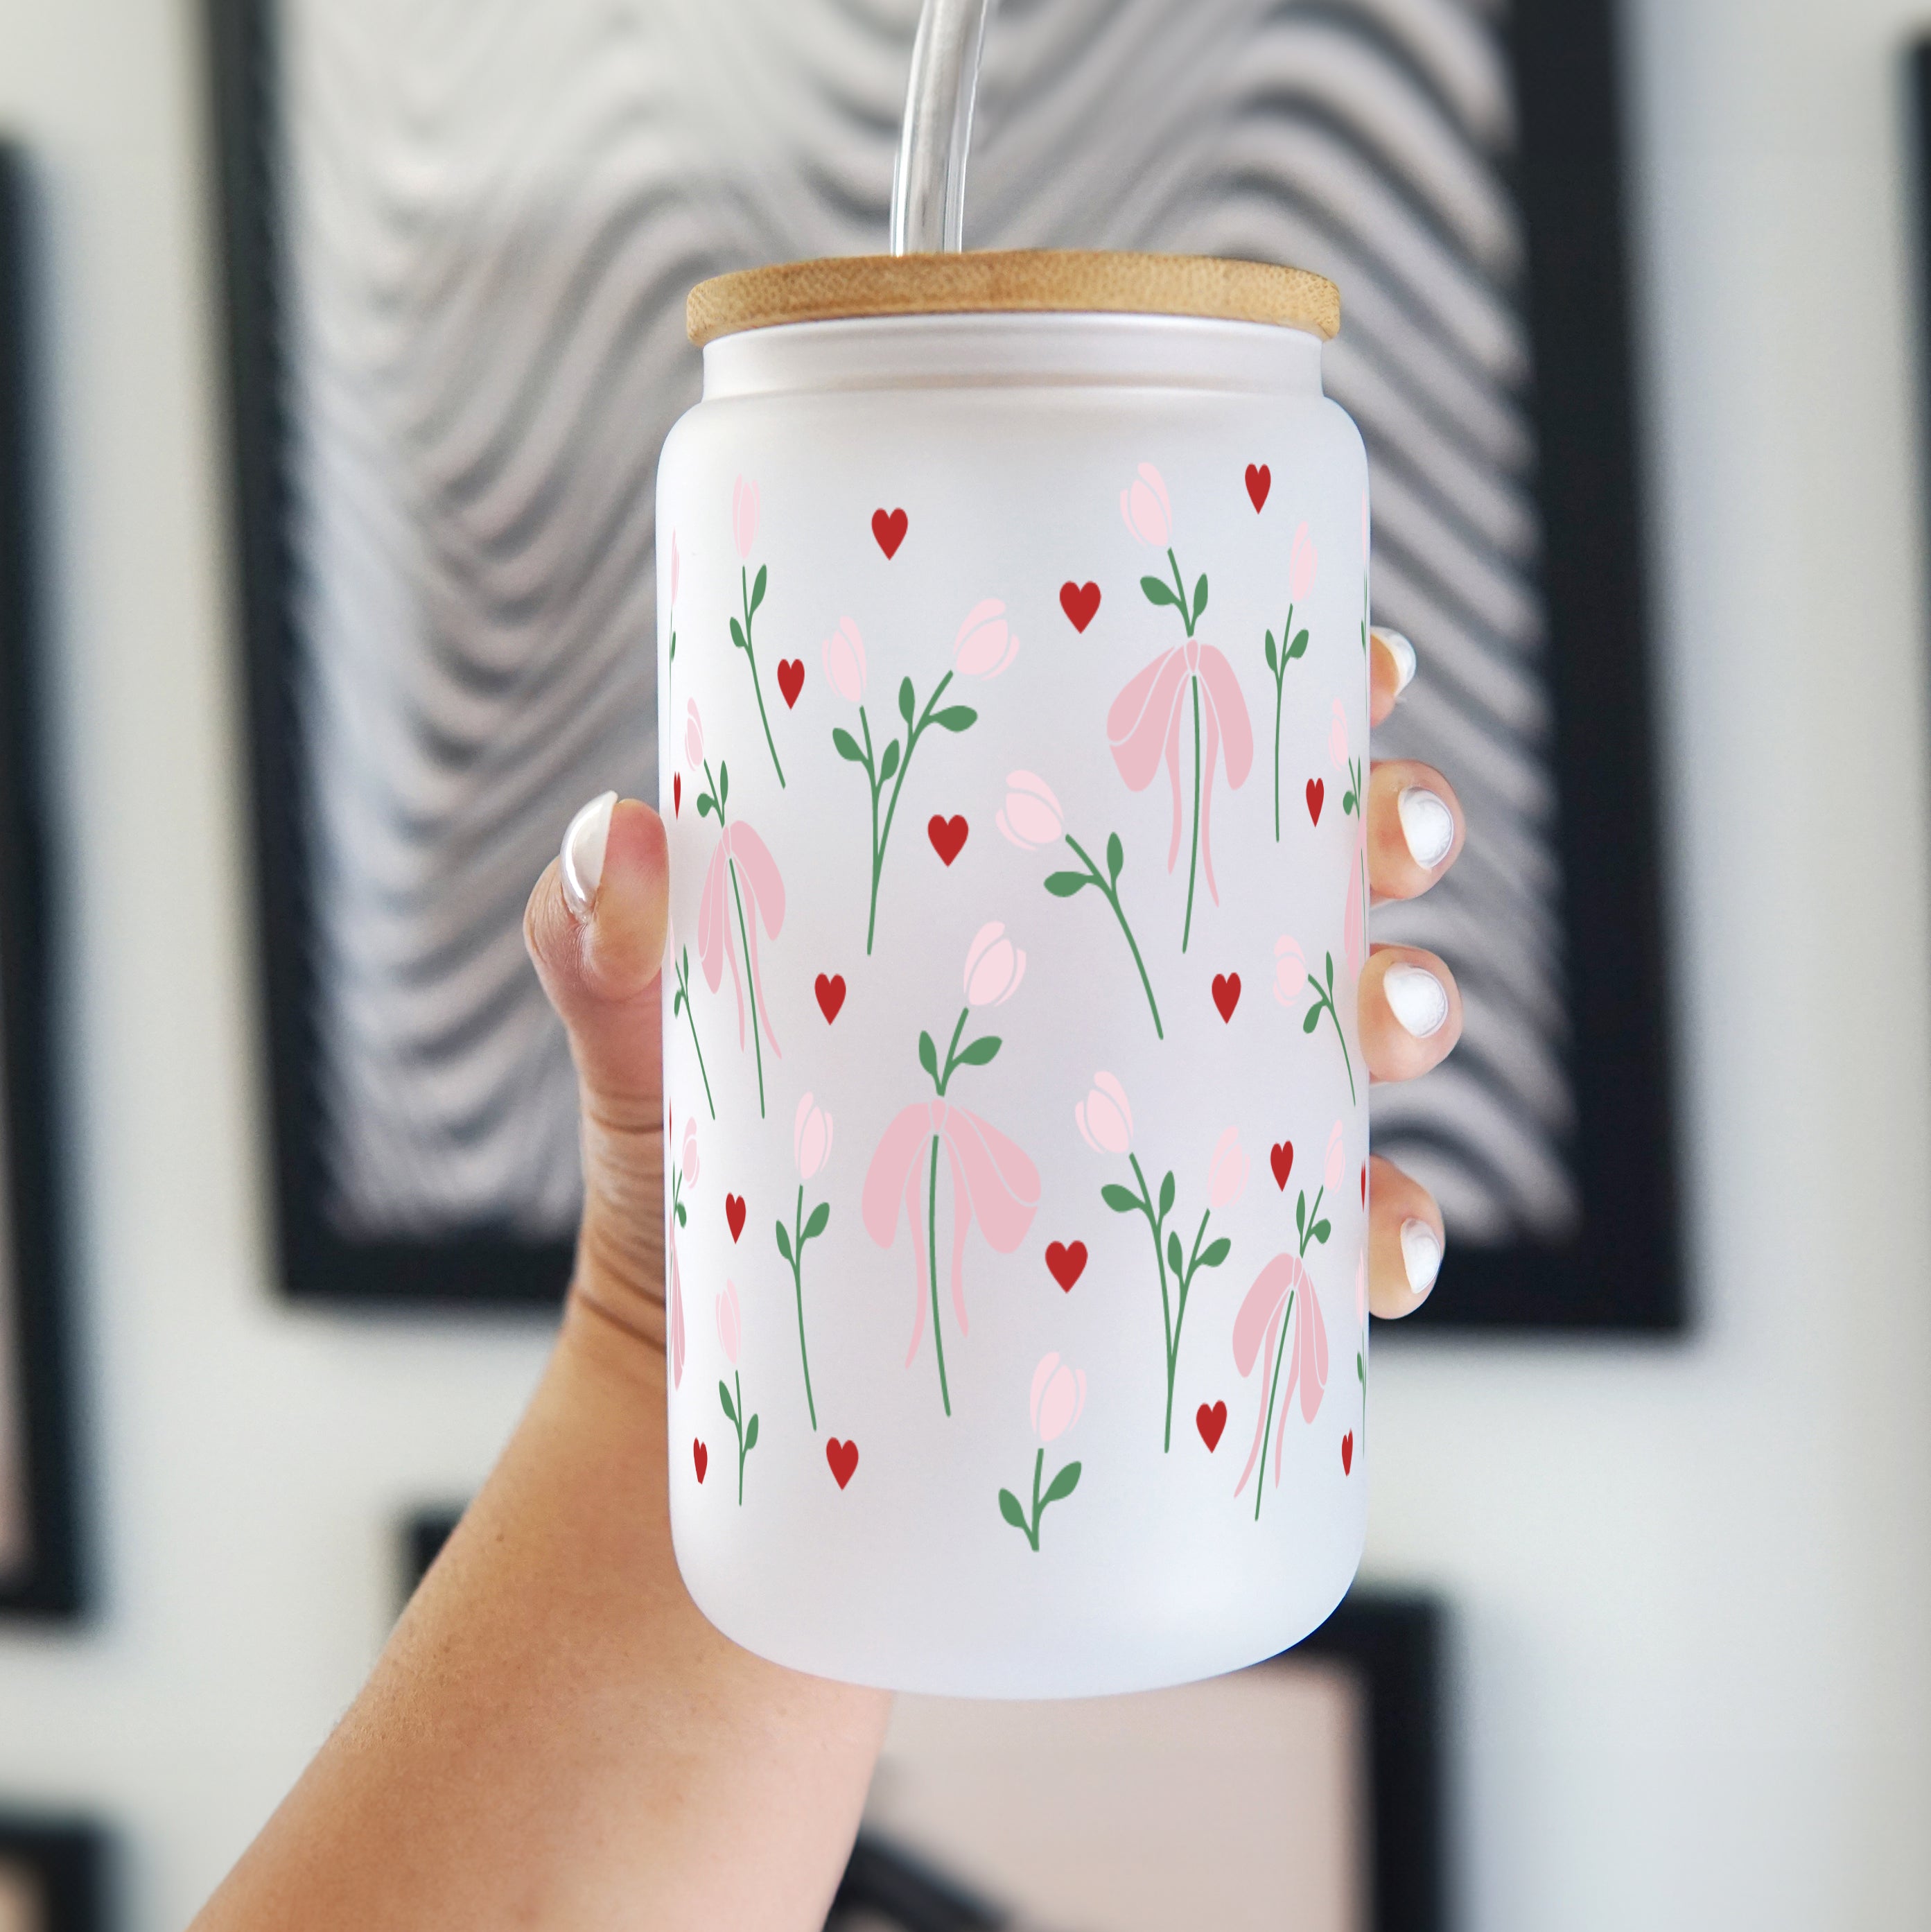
[657,252,1372,1697]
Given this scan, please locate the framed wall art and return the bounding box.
[0,1816,107,1932]
[0,143,81,1618]
[209,0,1677,1324]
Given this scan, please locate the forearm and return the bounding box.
[193,1300,890,1930]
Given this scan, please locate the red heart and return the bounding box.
[1045,1240,1087,1291]
[1246,462,1271,512]
[1306,778,1325,825]
[814,973,846,1023]
[1059,580,1101,632]
[1197,1401,1227,1452]
[1341,1431,1354,1475]
[928,814,968,866]
[725,1194,746,1242]
[776,658,805,708]
[872,507,908,559]
[826,1437,859,1490]
[1270,1141,1294,1191]
[1212,973,1241,1022]
[693,1439,708,1483]
[672,773,681,817]
[1361,1161,1368,1206]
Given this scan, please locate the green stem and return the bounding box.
[1167,548,1194,638]
[791,1185,817,1431]
[1182,679,1201,953]
[869,674,954,955]
[1307,976,1357,1106]
[1254,1290,1294,1522]
[1129,1153,1174,1445]
[735,1370,747,1506]
[1167,1208,1212,1450]
[727,855,766,1117]
[1271,602,1292,843]
[677,955,715,1119]
[1028,1446,1045,1550]
[927,1135,951,1417]
[740,566,785,788]
[937,1005,970,1093]
[1064,835,1162,1038]
[860,709,884,953]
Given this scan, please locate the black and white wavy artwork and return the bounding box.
[272,0,1578,1253]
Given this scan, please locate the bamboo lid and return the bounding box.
[687,249,1340,347]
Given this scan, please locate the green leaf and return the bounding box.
[832,726,865,764]
[1302,1005,1322,1034]
[879,738,901,781]
[1264,631,1277,673]
[1158,1170,1176,1219]
[744,1413,760,1452]
[1295,1193,1307,1238]
[675,1201,688,1228]
[1042,1460,1082,1505]
[719,765,730,810]
[1288,627,1309,660]
[672,988,686,1017]
[719,1380,736,1425]
[803,1201,830,1241]
[730,616,747,653]
[955,1035,1001,1068]
[998,1488,1027,1529]
[898,677,916,725]
[1342,790,1356,815]
[918,1032,938,1081]
[1200,1236,1231,1269]
[1107,833,1124,884]
[1325,951,1336,991]
[1312,1220,1331,1246]
[1192,574,1209,622]
[932,706,978,733]
[1167,1230,1185,1277]
[697,794,715,819]
[1101,1183,1143,1216]
[774,1221,793,1263]
[1044,871,1090,897]
[751,563,767,613]
[1140,575,1179,608]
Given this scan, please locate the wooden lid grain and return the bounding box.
[687,249,1340,347]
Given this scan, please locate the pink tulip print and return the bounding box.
[717,1280,760,1505]
[1234,1180,1334,1520]
[1110,464,1253,952]
[832,599,1005,953]
[1263,522,1316,841]
[667,1113,699,1388]
[1010,771,1164,1038]
[862,925,1042,1416]
[695,760,785,1118]
[998,1353,1087,1551]
[775,1093,834,1429]
[1089,1073,1236,1450]
[728,475,786,787]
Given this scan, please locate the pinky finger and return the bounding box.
[1367,1154,1444,1319]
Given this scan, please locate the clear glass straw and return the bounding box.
[890,0,998,254]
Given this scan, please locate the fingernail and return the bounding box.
[1384,962,1449,1038]
[1401,1219,1443,1298]
[1372,627,1416,695]
[560,791,618,921]
[1397,786,1456,870]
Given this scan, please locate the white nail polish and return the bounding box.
[1400,1219,1443,1298]
[1384,962,1449,1039]
[1397,786,1456,870]
[560,791,618,921]
[1372,627,1417,695]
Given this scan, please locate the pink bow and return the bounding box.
[667,1231,687,1389]
[697,824,785,1057]
[1232,1252,1329,1496]
[863,1099,1041,1363]
[1107,640,1253,902]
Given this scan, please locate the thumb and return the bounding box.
[525,794,670,1333]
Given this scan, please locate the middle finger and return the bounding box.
[1368,757,1464,903]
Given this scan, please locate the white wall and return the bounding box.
[0,0,1928,1927]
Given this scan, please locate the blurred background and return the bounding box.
[2,0,1930,1926]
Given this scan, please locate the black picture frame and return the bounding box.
[0,1816,109,1932]
[401,1515,1442,1932]
[207,0,1678,1327]
[0,143,82,1619]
